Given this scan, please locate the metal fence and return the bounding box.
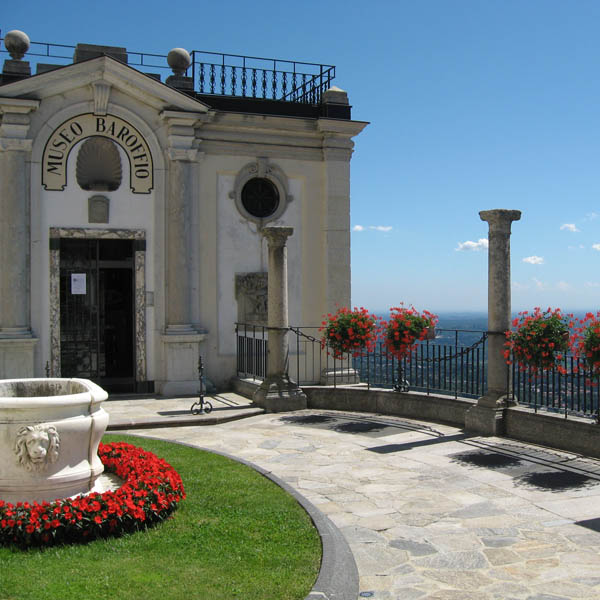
[235,323,600,420]
[0,39,335,104]
[510,358,600,420]
[235,324,488,398]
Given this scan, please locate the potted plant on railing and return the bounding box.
[504,307,573,374]
[319,306,379,359]
[382,306,438,360]
[574,311,600,381]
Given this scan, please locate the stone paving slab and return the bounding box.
[107,407,600,599]
[104,392,263,429]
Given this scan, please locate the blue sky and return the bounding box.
[3,1,600,313]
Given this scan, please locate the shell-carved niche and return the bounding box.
[76,136,122,191]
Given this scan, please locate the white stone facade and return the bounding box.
[0,49,366,393]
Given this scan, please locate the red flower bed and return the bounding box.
[0,442,185,548]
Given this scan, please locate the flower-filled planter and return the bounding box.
[320,306,379,359]
[504,307,572,374]
[382,306,438,360]
[574,311,600,379]
[0,442,185,548]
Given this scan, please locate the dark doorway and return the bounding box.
[60,238,135,393]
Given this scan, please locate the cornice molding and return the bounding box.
[0,56,210,113]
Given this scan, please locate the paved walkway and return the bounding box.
[104,397,600,600]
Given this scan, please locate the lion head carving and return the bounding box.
[14,424,60,472]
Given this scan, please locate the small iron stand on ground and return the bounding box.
[191,355,212,415]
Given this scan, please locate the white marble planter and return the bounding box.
[0,378,109,504]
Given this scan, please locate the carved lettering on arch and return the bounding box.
[42,113,153,194]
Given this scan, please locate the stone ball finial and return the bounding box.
[4,30,30,60]
[167,48,191,76]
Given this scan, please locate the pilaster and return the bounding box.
[159,110,206,394]
[0,98,40,377]
[317,118,367,313]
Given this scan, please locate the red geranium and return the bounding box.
[504,307,574,374]
[572,311,600,382]
[0,442,185,549]
[320,306,379,359]
[382,306,438,360]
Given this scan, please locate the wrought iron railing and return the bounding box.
[509,357,600,420]
[190,51,334,103]
[0,38,335,104]
[235,323,600,421]
[235,324,488,398]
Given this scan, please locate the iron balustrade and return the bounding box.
[509,356,600,421]
[0,38,335,104]
[191,50,335,103]
[236,324,488,397]
[234,324,600,420]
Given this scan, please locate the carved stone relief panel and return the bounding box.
[235,273,268,325]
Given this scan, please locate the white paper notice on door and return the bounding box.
[71,273,86,295]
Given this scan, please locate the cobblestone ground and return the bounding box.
[115,409,600,600]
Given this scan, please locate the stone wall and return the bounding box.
[298,385,600,458]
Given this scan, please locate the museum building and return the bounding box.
[0,31,367,394]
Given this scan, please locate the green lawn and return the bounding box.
[0,434,321,600]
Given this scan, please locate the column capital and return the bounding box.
[0,97,39,151]
[160,110,210,162]
[0,138,32,152]
[0,97,40,115]
[262,226,293,247]
[167,147,199,162]
[480,209,521,234]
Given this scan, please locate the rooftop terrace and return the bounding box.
[0,32,348,119]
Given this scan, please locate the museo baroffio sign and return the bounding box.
[42,113,153,193]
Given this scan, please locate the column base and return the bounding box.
[160,329,206,397]
[465,403,506,436]
[0,335,38,378]
[253,375,307,413]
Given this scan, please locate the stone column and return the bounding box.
[253,227,307,412]
[159,110,206,395]
[0,98,39,378]
[466,209,521,435]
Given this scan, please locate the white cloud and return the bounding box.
[533,277,546,290]
[556,281,571,291]
[585,212,599,221]
[369,225,393,232]
[593,244,600,251]
[523,256,544,265]
[560,223,580,232]
[512,281,529,290]
[585,281,600,288]
[455,238,488,251]
[352,225,364,232]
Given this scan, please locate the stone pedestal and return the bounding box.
[161,331,206,396]
[253,227,307,412]
[466,209,521,435]
[0,337,38,378]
